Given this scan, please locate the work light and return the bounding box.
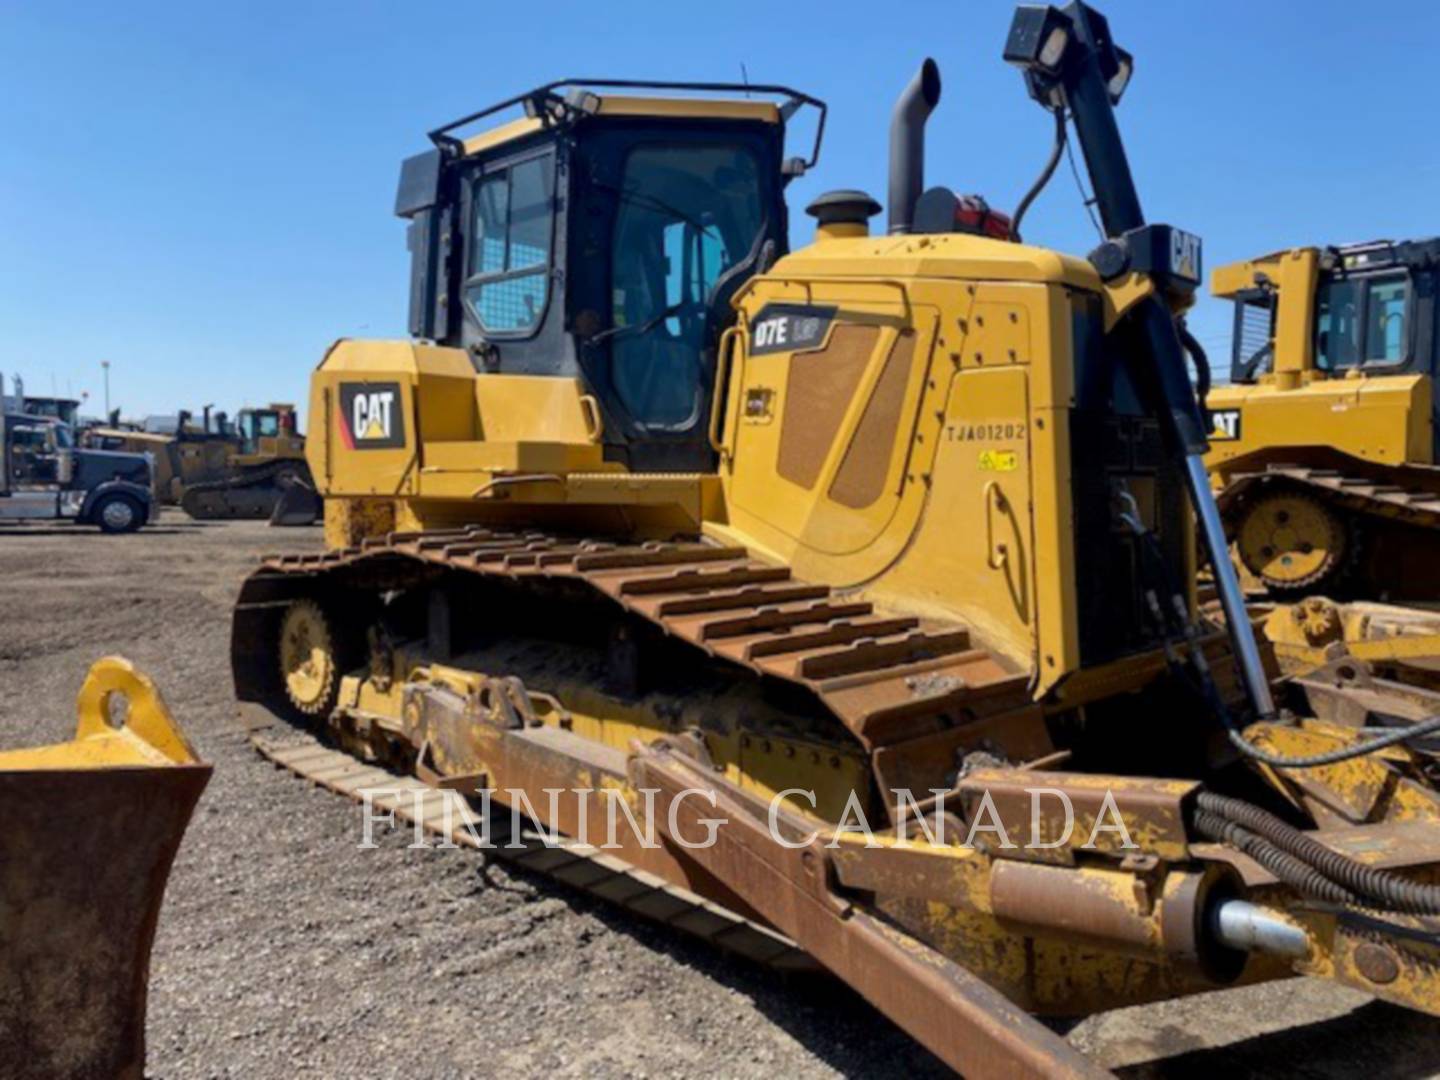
[1005,3,1134,106]
[1003,6,1074,76]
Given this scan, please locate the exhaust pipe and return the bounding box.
[887,58,942,235]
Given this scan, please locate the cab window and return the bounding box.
[1230,289,1275,382]
[1316,274,1409,371]
[608,144,764,429]
[465,153,555,335]
[1367,278,1407,362]
[8,423,57,485]
[10,424,49,452]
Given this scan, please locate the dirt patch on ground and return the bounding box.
[1,512,1436,1078]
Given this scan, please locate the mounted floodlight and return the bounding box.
[1007,4,1135,106]
[1003,6,1074,77]
[1038,24,1071,70]
[563,89,602,116]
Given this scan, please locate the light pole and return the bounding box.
[101,361,110,417]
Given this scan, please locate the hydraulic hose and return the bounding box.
[1192,809,1359,907]
[1010,106,1067,244]
[1225,715,1440,769]
[1177,319,1212,433]
[1211,674,1440,769]
[1125,511,1440,770]
[1196,791,1440,916]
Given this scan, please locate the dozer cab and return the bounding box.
[233,5,1440,1075]
[1208,238,1440,599]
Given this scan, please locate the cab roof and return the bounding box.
[428,78,825,170]
[459,96,783,157]
[1213,236,1440,297]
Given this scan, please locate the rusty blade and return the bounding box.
[0,763,211,1080]
[631,745,1110,1080]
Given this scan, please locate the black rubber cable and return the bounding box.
[1010,106,1067,244]
[1064,123,1105,241]
[1197,791,1440,916]
[1192,808,1360,906]
[1124,508,1440,769]
[1220,697,1440,769]
[1177,319,1212,434]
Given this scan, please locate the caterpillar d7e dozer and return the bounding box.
[233,5,1440,1075]
[1207,238,1440,599]
[0,659,210,1079]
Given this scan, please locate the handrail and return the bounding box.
[709,325,744,457]
[427,78,827,170]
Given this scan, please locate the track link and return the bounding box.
[243,526,1031,748]
[1221,465,1440,530]
[182,459,311,520]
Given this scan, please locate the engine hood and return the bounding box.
[72,448,154,489]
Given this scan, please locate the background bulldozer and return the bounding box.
[1207,239,1440,599]
[86,403,320,524]
[230,5,1440,1076]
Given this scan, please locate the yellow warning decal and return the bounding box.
[978,449,1018,472]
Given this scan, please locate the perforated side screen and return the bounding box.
[776,324,880,490]
[829,330,916,509]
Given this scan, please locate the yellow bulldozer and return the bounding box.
[85,403,320,524]
[0,659,210,1078]
[230,4,1440,1075]
[1207,238,1440,599]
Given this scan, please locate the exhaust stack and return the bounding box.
[887,59,942,234]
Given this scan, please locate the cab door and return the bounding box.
[9,422,59,486]
[0,419,59,519]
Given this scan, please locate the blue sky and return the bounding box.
[2,1,1435,422]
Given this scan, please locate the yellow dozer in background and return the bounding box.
[230,4,1440,1076]
[0,659,210,1079]
[1207,239,1440,599]
[85,403,319,524]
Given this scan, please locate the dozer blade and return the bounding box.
[0,658,211,1080]
[268,476,321,527]
[629,742,1109,1080]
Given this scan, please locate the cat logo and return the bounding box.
[1210,408,1242,441]
[1169,228,1202,284]
[338,382,406,450]
[354,392,392,438]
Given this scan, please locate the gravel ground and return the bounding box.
[2,511,1437,1078]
